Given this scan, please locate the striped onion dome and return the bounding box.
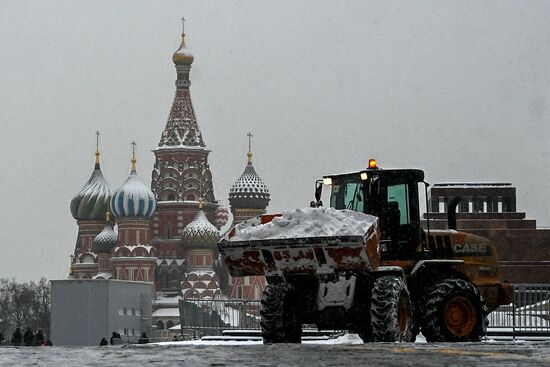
[111,167,156,218]
[92,222,118,254]
[181,208,219,247]
[229,162,270,210]
[70,162,111,221]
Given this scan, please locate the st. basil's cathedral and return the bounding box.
[68,20,270,330]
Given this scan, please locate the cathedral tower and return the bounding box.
[69,132,111,278]
[92,211,117,279]
[227,133,270,299]
[228,132,270,224]
[110,143,158,282]
[150,20,219,291]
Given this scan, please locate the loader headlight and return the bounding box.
[360,172,368,180]
[322,177,333,185]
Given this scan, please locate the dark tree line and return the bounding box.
[0,278,50,341]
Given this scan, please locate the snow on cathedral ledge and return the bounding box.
[230,207,378,241]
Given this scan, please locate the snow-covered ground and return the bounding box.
[1,337,549,367]
[154,333,427,346]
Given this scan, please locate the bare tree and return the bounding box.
[0,278,51,340]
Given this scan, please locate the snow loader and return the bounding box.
[218,160,513,343]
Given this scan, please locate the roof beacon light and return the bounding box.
[322,177,333,186]
[368,159,378,169]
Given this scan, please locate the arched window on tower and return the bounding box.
[165,222,172,239]
[186,194,195,201]
[159,269,169,289]
[167,193,176,201]
[156,320,164,330]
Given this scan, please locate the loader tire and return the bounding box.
[421,279,488,342]
[371,276,414,342]
[260,283,302,344]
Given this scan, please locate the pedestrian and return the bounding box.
[44,339,52,346]
[138,332,149,344]
[34,330,44,346]
[110,331,122,345]
[11,327,22,346]
[100,337,108,346]
[23,328,33,346]
[0,331,4,345]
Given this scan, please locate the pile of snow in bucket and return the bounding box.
[231,207,377,241]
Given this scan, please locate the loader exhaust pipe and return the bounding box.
[310,180,323,207]
[447,196,461,230]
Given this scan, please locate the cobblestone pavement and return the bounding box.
[1,342,550,367]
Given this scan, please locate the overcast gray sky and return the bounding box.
[1,1,549,281]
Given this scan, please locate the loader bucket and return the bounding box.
[218,213,380,277]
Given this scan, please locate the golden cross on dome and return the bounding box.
[131,141,137,171]
[181,17,185,36]
[247,132,253,163]
[95,130,101,164]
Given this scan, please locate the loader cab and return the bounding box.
[322,163,424,259]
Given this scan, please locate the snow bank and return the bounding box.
[304,333,363,345]
[231,207,377,241]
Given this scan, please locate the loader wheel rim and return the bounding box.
[398,296,409,334]
[443,296,476,337]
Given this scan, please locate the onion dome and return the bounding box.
[70,132,111,221]
[111,143,157,218]
[93,212,118,254]
[181,202,220,247]
[229,133,270,210]
[172,17,194,66]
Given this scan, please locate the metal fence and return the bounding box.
[487,283,550,339]
[178,284,550,339]
[178,298,262,337]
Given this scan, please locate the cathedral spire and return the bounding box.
[151,18,217,209]
[131,141,137,172]
[247,132,253,164]
[157,20,205,149]
[172,17,194,67]
[95,130,101,168]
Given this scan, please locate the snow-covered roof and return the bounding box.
[433,183,512,188]
[93,223,118,253]
[229,163,270,210]
[154,295,182,306]
[152,307,180,317]
[70,163,111,221]
[111,170,156,218]
[181,209,219,246]
[92,272,112,280]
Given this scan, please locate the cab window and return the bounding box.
[330,182,364,212]
[387,184,410,225]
